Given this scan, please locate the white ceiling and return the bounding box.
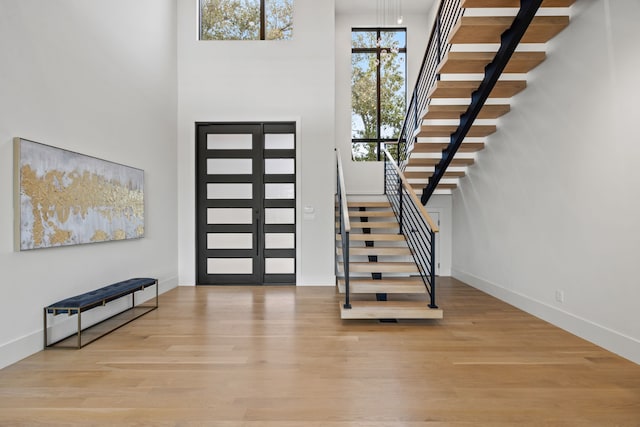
[335,0,435,14]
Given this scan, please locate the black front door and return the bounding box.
[196,122,296,285]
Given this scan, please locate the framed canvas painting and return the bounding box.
[13,138,145,250]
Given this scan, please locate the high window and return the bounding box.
[199,0,293,40]
[351,28,406,161]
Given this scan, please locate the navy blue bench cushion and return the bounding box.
[47,278,156,314]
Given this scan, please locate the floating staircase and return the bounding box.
[405,0,574,196]
[335,198,443,320]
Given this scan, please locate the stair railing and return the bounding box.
[335,149,352,310]
[420,0,544,203]
[383,148,439,308]
[397,0,462,167]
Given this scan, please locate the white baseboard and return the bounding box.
[452,268,640,365]
[0,276,179,370]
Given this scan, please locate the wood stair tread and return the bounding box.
[413,183,458,191]
[338,277,424,286]
[348,221,399,229]
[337,280,426,294]
[336,247,412,256]
[405,171,466,179]
[407,158,475,167]
[347,210,396,218]
[418,124,496,138]
[462,0,575,7]
[449,16,570,45]
[338,262,419,273]
[411,142,485,153]
[340,301,443,320]
[428,79,526,99]
[336,233,406,241]
[423,103,510,120]
[438,51,546,74]
[346,201,391,208]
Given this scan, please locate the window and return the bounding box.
[351,29,406,161]
[199,0,293,40]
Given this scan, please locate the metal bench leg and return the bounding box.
[77,311,82,348]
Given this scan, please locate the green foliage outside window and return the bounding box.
[351,29,406,161]
[200,0,293,40]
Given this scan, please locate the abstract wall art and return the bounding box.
[13,138,145,250]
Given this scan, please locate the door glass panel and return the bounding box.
[208,208,253,224]
[207,183,252,199]
[207,134,253,150]
[264,233,294,249]
[207,158,252,175]
[265,158,294,175]
[207,233,253,249]
[208,258,253,274]
[265,258,295,274]
[265,183,294,199]
[264,133,295,150]
[264,208,295,224]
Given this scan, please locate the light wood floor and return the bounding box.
[1,278,640,426]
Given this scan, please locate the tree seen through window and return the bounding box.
[351,29,406,161]
[200,0,293,40]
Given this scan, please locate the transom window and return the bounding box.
[199,0,293,40]
[351,28,406,161]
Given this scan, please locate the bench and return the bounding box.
[44,277,158,348]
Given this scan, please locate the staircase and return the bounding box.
[335,196,443,320]
[402,0,575,198]
[334,0,575,321]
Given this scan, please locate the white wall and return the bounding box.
[0,0,178,369]
[452,0,640,364]
[177,0,336,285]
[335,5,437,195]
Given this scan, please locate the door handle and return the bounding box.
[255,210,260,256]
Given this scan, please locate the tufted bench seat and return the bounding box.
[44,277,158,348]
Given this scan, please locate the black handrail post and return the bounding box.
[343,231,351,309]
[413,87,418,137]
[436,7,442,82]
[398,177,403,234]
[428,229,438,309]
[383,152,388,195]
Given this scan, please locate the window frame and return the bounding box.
[199,0,292,41]
[351,27,407,161]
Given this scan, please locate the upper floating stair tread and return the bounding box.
[337,277,426,294]
[449,16,570,44]
[413,183,458,191]
[336,247,412,256]
[407,157,475,167]
[412,142,485,153]
[346,201,391,208]
[347,210,396,218]
[462,0,575,7]
[338,262,419,273]
[428,80,526,99]
[438,51,546,74]
[405,171,466,179]
[424,104,510,120]
[340,301,443,320]
[336,233,406,242]
[348,221,399,229]
[419,124,496,138]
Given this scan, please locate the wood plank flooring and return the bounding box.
[1,278,639,425]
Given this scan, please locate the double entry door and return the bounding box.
[196,122,296,285]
